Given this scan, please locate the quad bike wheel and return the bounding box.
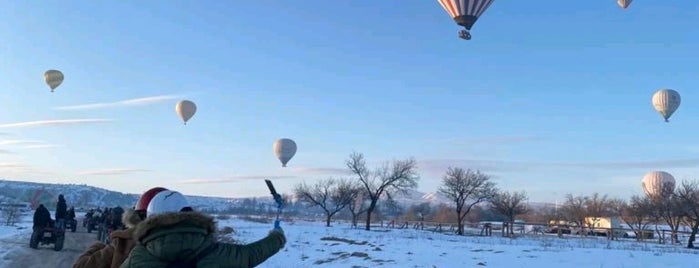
[54,233,64,251]
[29,229,40,249]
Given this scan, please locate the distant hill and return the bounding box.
[0,179,552,213]
[0,180,239,211]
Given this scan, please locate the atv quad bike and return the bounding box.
[86,217,99,233]
[29,221,65,251]
[64,218,77,233]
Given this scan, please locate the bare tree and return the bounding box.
[438,167,496,236]
[675,180,699,248]
[490,190,528,235]
[584,193,613,231]
[294,178,356,227]
[523,205,561,226]
[346,152,419,231]
[651,195,684,244]
[607,198,626,218]
[618,196,653,241]
[1,206,21,226]
[347,186,369,228]
[560,194,587,235]
[406,202,432,221]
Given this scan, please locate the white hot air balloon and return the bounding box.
[175,100,197,125]
[651,89,681,123]
[273,138,297,167]
[44,70,64,92]
[617,0,633,9]
[641,171,676,199]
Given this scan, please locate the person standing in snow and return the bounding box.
[55,194,68,230]
[120,189,286,268]
[73,187,169,268]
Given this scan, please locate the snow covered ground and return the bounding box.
[217,216,699,268]
[0,212,33,261]
[1,213,698,267]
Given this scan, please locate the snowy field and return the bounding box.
[218,216,699,268]
[1,213,698,267]
[0,212,32,261]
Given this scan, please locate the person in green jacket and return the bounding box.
[120,190,286,268]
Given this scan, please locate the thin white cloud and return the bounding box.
[0,149,15,154]
[0,119,114,128]
[23,144,64,149]
[54,94,183,111]
[78,168,152,176]
[0,139,64,150]
[0,140,45,146]
[290,166,351,175]
[178,175,297,184]
[419,158,699,174]
[0,162,56,176]
[429,136,545,144]
[0,162,27,168]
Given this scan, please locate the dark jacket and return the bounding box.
[119,211,285,268]
[112,206,125,229]
[56,195,68,220]
[33,204,52,229]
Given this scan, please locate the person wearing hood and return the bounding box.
[73,187,169,268]
[120,190,286,268]
[33,204,52,230]
[55,194,68,229]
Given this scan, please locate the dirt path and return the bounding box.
[1,225,100,268]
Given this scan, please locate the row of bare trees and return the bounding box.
[294,152,419,229]
[293,152,528,234]
[292,151,699,248]
[539,181,699,248]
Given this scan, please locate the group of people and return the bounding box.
[85,206,126,243]
[32,194,76,232]
[71,187,287,268]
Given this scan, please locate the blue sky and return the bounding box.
[0,1,697,203]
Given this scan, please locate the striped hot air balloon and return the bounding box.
[651,89,681,123]
[617,0,633,10]
[642,171,675,199]
[273,138,297,167]
[437,0,495,40]
[44,70,64,92]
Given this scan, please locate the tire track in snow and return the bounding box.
[1,226,99,268]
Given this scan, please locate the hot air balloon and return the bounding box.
[44,70,64,92]
[617,0,633,9]
[642,171,676,199]
[273,138,297,167]
[437,0,495,40]
[651,89,681,123]
[175,100,197,125]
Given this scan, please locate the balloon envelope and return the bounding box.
[175,100,197,125]
[617,0,633,9]
[44,70,64,92]
[651,89,681,122]
[642,171,675,199]
[273,138,297,167]
[437,0,495,30]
